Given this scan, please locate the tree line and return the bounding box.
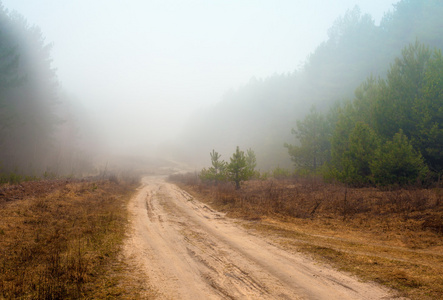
[286,41,442,186]
[181,0,443,171]
[0,4,94,181]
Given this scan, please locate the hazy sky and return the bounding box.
[2,0,398,155]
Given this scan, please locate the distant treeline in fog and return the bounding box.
[180,0,443,178]
[0,4,95,179]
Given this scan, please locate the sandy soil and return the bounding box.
[123,176,396,299]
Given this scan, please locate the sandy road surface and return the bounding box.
[124,177,394,299]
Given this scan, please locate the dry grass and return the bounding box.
[170,173,443,299]
[0,176,153,299]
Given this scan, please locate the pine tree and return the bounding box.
[285,106,330,171]
[200,150,227,184]
[370,130,428,185]
[227,146,248,190]
[245,148,257,179]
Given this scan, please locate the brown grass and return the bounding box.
[0,176,153,299]
[170,173,443,299]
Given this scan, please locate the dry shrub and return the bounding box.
[169,172,200,186]
[178,176,443,237]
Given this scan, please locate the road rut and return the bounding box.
[123,177,394,299]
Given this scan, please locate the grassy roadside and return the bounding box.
[0,177,152,299]
[170,174,443,299]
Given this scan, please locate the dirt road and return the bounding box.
[124,177,394,299]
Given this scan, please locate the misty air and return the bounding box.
[0,1,442,299]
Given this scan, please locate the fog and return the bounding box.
[1,1,395,151]
[0,0,405,175]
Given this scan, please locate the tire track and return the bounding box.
[124,177,396,299]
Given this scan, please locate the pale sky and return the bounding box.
[1,0,399,155]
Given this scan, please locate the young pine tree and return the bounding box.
[227,146,250,189]
[370,130,428,186]
[200,150,227,184]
